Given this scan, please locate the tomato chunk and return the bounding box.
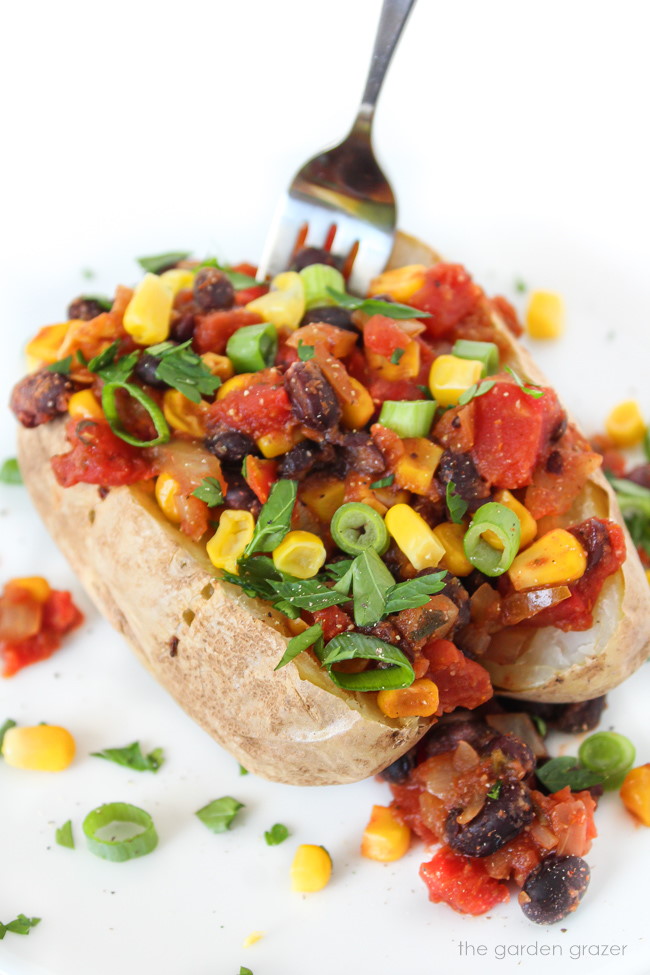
[1,589,84,677]
[409,263,483,340]
[208,371,293,439]
[312,606,353,642]
[193,309,263,354]
[363,315,409,356]
[420,847,510,915]
[422,639,493,713]
[51,420,156,487]
[243,456,278,504]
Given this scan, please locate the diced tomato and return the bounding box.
[525,425,602,518]
[433,401,475,453]
[228,263,269,306]
[312,605,353,642]
[193,309,263,354]
[1,588,84,677]
[491,294,523,336]
[390,784,438,844]
[422,639,493,713]
[368,377,424,406]
[276,341,299,369]
[484,833,542,886]
[409,264,483,340]
[472,380,563,489]
[345,345,370,386]
[243,456,278,504]
[363,315,409,356]
[420,847,510,915]
[208,371,294,439]
[51,420,156,488]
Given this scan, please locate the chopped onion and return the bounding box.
[486,712,548,758]
[500,586,571,626]
[452,740,480,772]
[456,793,486,825]
[0,594,42,641]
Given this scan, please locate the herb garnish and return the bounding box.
[81,341,139,383]
[269,579,349,612]
[0,460,22,485]
[138,251,191,274]
[264,823,290,846]
[147,340,221,403]
[0,915,41,940]
[91,741,164,773]
[239,764,249,776]
[352,548,395,626]
[487,780,502,800]
[55,820,75,849]
[326,287,431,320]
[195,797,244,833]
[531,714,548,738]
[446,481,468,523]
[318,632,415,691]
[243,480,297,556]
[457,379,495,406]
[370,474,394,490]
[504,365,544,398]
[536,756,603,793]
[47,355,73,376]
[383,573,447,614]
[390,347,405,365]
[297,340,315,361]
[274,624,325,671]
[192,477,225,507]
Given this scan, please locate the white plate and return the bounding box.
[1,1,650,973]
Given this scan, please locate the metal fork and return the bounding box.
[257,0,417,295]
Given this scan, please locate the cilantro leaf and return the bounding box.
[55,820,75,849]
[487,780,502,799]
[150,341,221,403]
[446,480,468,523]
[383,572,447,614]
[504,365,544,398]
[91,741,164,772]
[0,459,22,485]
[47,355,73,375]
[264,823,290,845]
[192,477,224,507]
[0,914,41,939]
[138,251,191,274]
[243,480,297,556]
[326,287,431,320]
[297,340,315,361]
[390,347,405,365]
[457,379,495,406]
[195,796,244,833]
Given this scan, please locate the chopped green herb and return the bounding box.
[536,756,603,793]
[243,480,297,556]
[0,459,22,485]
[531,714,548,738]
[81,267,95,280]
[446,480,468,524]
[192,477,225,507]
[370,474,394,490]
[0,914,41,940]
[264,823,290,846]
[274,624,324,671]
[318,632,415,692]
[457,379,495,406]
[138,251,191,274]
[297,340,315,361]
[416,384,434,400]
[324,559,355,582]
[269,579,348,612]
[504,365,544,398]
[326,287,431,320]
[195,796,244,833]
[0,718,17,749]
[55,820,74,849]
[240,968,253,975]
[383,572,447,615]
[487,780,502,800]
[515,278,527,294]
[47,355,73,376]
[82,341,139,383]
[239,764,249,776]
[91,741,164,773]
[390,347,405,365]
[147,340,221,403]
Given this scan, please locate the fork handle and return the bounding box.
[354,0,417,132]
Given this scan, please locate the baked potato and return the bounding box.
[13,232,650,785]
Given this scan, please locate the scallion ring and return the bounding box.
[463,502,521,577]
[330,502,389,556]
[101,381,170,447]
[317,632,415,692]
[226,322,278,373]
[82,802,158,861]
[578,732,636,790]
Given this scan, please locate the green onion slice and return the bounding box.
[578,732,636,790]
[330,502,389,556]
[378,399,437,438]
[82,802,158,861]
[463,502,521,577]
[317,632,415,692]
[226,322,278,373]
[299,264,345,309]
[451,339,499,376]
[101,382,170,447]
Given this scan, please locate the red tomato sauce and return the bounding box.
[0,582,84,677]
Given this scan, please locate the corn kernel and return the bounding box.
[273,531,326,579]
[361,805,411,862]
[365,340,420,381]
[483,489,537,552]
[123,273,173,345]
[257,428,305,459]
[155,473,182,524]
[433,522,474,576]
[242,931,265,948]
[25,322,71,367]
[159,268,195,296]
[216,372,255,400]
[526,290,564,340]
[377,678,439,719]
[620,764,650,826]
[369,264,427,302]
[428,355,484,407]
[605,400,646,448]
[385,503,445,571]
[291,844,332,892]
[2,725,75,771]
[8,577,51,602]
[201,352,234,382]
[508,528,587,591]
[68,389,104,422]
[162,389,207,438]
[206,510,255,574]
[340,376,375,430]
[394,438,443,495]
[247,271,305,330]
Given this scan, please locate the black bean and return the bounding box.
[300,306,359,335]
[444,779,534,857]
[341,432,385,476]
[285,360,341,431]
[570,518,610,574]
[545,449,564,474]
[134,353,169,389]
[278,441,335,480]
[552,697,607,734]
[520,855,590,924]
[224,472,260,516]
[290,247,342,272]
[549,413,568,442]
[67,296,107,320]
[10,369,74,428]
[482,733,536,777]
[418,719,496,762]
[378,749,416,784]
[205,430,257,466]
[170,311,197,343]
[193,268,235,311]
[436,451,491,511]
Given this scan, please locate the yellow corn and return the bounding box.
[368,264,427,302]
[162,389,207,438]
[216,372,255,400]
[257,428,305,459]
[25,322,71,367]
[365,340,420,381]
[155,473,182,524]
[385,503,445,571]
[273,531,326,579]
[483,489,537,552]
[2,725,75,771]
[526,290,564,340]
[361,805,411,862]
[301,477,346,523]
[206,510,255,574]
[605,400,646,448]
[201,352,234,382]
[508,528,587,591]
[394,438,443,495]
[68,390,104,422]
[433,522,474,576]
[123,273,173,345]
[9,577,51,602]
[620,764,650,826]
[242,931,265,948]
[340,376,375,430]
[291,844,332,892]
[247,271,305,330]
[377,678,439,719]
[159,268,195,296]
[429,355,484,407]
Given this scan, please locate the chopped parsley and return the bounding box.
[446,480,468,523]
[195,797,244,833]
[192,477,225,507]
[91,741,164,773]
[264,823,290,846]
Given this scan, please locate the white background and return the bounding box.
[1,1,649,974]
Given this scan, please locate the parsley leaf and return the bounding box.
[195,796,244,833]
[351,548,395,626]
[47,355,73,375]
[243,480,297,556]
[0,718,17,749]
[91,741,164,773]
[446,480,468,523]
[487,780,502,799]
[240,968,253,975]
[81,341,139,383]
[536,756,603,792]
[324,559,355,581]
[390,347,405,365]
[297,340,315,361]
[383,572,447,614]
[0,914,41,940]
[319,632,415,691]
[264,823,290,846]
[457,379,495,406]
[0,459,22,485]
[370,474,394,490]
[55,820,75,849]
[504,365,544,398]
[138,251,191,274]
[196,258,260,290]
[269,580,348,611]
[192,477,224,507]
[148,341,221,403]
[326,287,431,320]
